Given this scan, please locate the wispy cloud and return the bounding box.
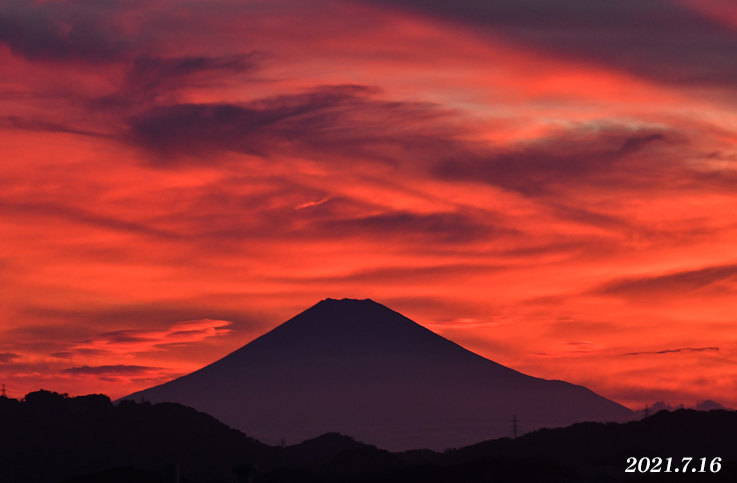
[363,0,737,90]
[60,364,165,376]
[433,128,681,196]
[598,265,737,298]
[67,320,233,356]
[624,347,720,356]
[59,364,183,384]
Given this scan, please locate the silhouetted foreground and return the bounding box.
[0,391,278,483]
[1,391,736,482]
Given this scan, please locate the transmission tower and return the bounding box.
[512,414,519,439]
[644,404,649,418]
[1,384,5,397]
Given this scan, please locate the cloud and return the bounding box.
[20,302,265,338]
[0,0,128,63]
[433,128,675,196]
[0,116,105,137]
[95,53,260,108]
[67,319,232,356]
[363,0,737,89]
[598,264,737,298]
[0,352,20,363]
[127,54,255,93]
[624,347,720,356]
[0,198,177,239]
[60,364,165,376]
[58,364,183,383]
[269,263,500,285]
[126,84,367,160]
[319,210,495,243]
[528,341,603,358]
[123,83,715,206]
[125,84,454,165]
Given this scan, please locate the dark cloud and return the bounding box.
[92,331,152,344]
[0,325,94,355]
[0,1,260,114]
[364,0,737,89]
[125,84,699,209]
[22,303,264,333]
[60,365,164,376]
[92,54,261,109]
[127,54,256,94]
[598,264,737,298]
[0,0,127,63]
[434,129,673,196]
[121,80,735,207]
[625,347,720,356]
[0,198,177,239]
[124,84,736,205]
[0,116,105,137]
[268,263,501,285]
[319,210,494,243]
[126,84,369,159]
[125,84,451,165]
[0,352,20,363]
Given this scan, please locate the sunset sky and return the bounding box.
[2,0,737,410]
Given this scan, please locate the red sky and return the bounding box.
[2,0,737,410]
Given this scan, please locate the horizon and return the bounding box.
[2,0,737,411]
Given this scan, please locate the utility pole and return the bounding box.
[1,384,5,397]
[512,414,519,439]
[644,404,649,418]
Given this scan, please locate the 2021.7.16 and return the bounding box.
[626,457,721,474]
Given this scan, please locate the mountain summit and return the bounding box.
[121,298,632,450]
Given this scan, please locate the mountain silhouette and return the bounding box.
[121,298,632,450]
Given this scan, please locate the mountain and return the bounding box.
[695,399,731,411]
[121,298,632,450]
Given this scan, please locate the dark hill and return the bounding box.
[0,391,279,483]
[283,433,367,468]
[258,408,737,483]
[2,392,736,483]
[122,298,632,450]
[439,408,737,466]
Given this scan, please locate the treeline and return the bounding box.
[1,391,736,482]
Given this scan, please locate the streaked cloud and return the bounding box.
[68,320,233,356]
[60,364,165,376]
[363,0,737,90]
[598,265,737,298]
[624,347,720,356]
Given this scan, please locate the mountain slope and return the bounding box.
[121,298,632,450]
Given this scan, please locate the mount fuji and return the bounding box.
[121,298,632,450]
